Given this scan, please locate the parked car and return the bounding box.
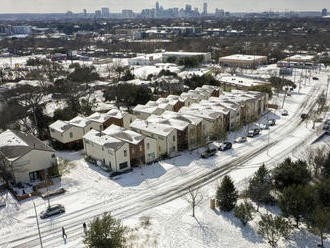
[281,110,288,116]
[201,148,217,158]
[234,136,247,143]
[267,119,276,126]
[247,128,261,137]
[260,124,270,130]
[219,142,232,151]
[312,77,319,80]
[301,113,308,120]
[40,204,65,219]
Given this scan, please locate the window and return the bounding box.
[69,132,73,138]
[147,143,150,150]
[132,148,135,154]
[173,135,176,142]
[85,140,90,144]
[139,145,143,152]
[119,162,128,170]
[50,128,55,133]
[124,150,127,157]
[102,147,104,151]
[100,125,103,130]
[51,154,55,158]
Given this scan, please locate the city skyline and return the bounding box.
[1,0,329,14]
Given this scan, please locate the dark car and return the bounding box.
[219,142,232,151]
[301,113,308,120]
[40,204,65,219]
[247,128,260,137]
[312,77,319,80]
[201,148,217,158]
[281,110,288,116]
[267,119,276,126]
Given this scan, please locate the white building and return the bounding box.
[0,130,57,184]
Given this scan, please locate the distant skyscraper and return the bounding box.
[156,1,160,11]
[321,8,327,16]
[101,7,110,18]
[122,9,134,18]
[203,2,208,15]
[185,4,192,12]
[83,9,87,17]
[95,10,102,19]
[215,8,225,18]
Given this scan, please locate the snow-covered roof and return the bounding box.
[179,106,222,121]
[87,112,111,124]
[133,104,160,114]
[69,116,92,128]
[162,111,203,126]
[83,129,125,150]
[103,125,144,145]
[106,109,127,119]
[49,120,72,133]
[219,54,267,61]
[147,115,189,131]
[0,130,55,161]
[284,54,315,61]
[130,119,175,137]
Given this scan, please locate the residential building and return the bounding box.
[133,104,165,120]
[103,125,158,165]
[0,130,57,184]
[130,119,177,157]
[83,129,131,172]
[147,114,198,151]
[106,109,137,128]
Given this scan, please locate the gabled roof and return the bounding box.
[103,125,144,145]
[83,129,126,151]
[49,120,72,133]
[130,119,175,137]
[0,130,55,161]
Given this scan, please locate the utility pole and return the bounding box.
[282,88,288,109]
[30,195,43,248]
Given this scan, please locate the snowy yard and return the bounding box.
[0,68,329,248]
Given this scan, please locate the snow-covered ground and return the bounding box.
[0,68,329,248]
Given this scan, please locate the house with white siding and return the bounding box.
[130,119,178,158]
[0,130,57,184]
[83,129,131,172]
[106,109,137,129]
[103,125,158,165]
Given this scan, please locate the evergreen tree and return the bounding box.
[321,151,330,178]
[234,201,255,226]
[308,207,330,248]
[258,213,292,248]
[216,175,238,211]
[83,213,127,248]
[316,178,330,208]
[272,158,311,192]
[248,164,273,211]
[278,185,316,228]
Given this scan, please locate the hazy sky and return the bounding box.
[1,0,329,13]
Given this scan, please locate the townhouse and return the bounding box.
[147,114,198,151]
[0,130,57,184]
[106,109,137,129]
[103,125,158,165]
[83,129,131,172]
[130,119,178,158]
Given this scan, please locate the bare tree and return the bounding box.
[183,187,204,217]
[307,146,329,178]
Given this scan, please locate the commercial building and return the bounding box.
[219,75,271,90]
[219,54,267,68]
[162,52,212,63]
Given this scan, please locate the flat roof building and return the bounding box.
[219,54,267,68]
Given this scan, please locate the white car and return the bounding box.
[234,136,247,143]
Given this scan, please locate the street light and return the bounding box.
[29,194,43,248]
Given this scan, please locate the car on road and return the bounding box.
[201,148,217,158]
[247,128,261,137]
[281,110,288,116]
[301,113,308,120]
[312,77,319,80]
[234,136,247,143]
[219,142,232,151]
[267,119,276,126]
[40,204,65,219]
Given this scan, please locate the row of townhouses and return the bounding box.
[48,85,268,175]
